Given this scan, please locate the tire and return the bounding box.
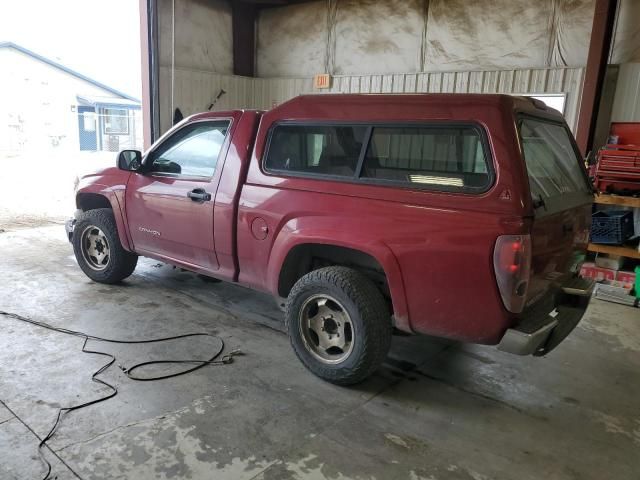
[72,208,138,284]
[286,266,392,385]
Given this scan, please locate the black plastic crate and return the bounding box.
[590,210,635,245]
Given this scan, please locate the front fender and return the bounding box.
[266,218,411,332]
[76,180,133,252]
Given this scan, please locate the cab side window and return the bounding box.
[265,125,367,178]
[149,121,229,177]
[263,122,492,193]
[362,126,490,190]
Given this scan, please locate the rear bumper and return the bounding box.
[498,277,594,356]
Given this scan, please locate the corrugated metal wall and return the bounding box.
[159,67,255,133]
[159,66,585,134]
[254,68,586,131]
[611,63,640,122]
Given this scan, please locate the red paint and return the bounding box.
[579,262,616,282]
[610,122,640,145]
[74,94,593,346]
[75,167,133,251]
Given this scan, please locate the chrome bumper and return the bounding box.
[498,317,559,356]
[65,210,82,242]
[65,218,75,242]
[498,277,595,356]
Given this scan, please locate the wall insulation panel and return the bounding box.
[258,1,327,77]
[611,63,640,122]
[256,0,606,77]
[333,0,424,75]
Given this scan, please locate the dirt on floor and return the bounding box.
[1,226,640,480]
[0,211,64,232]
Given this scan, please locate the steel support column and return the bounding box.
[139,0,160,149]
[575,0,618,157]
[232,3,257,77]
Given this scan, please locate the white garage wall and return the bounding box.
[332,0,425,75]
[257,0,600,77]
[257,0,640,74]
[254,67,585,131]
[158,66,255,132]
[157,0,233,132]
[600,0,640,124]
[610,0,640,64]
[158,0,640,136]
[257,1,329,78]
[424,0,595,71]
[157,0,232,73]
[611,63,640,122]
[159,65,585,135]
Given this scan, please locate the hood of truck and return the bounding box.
[76,166,131,193]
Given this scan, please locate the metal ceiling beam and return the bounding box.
[575,0,618,157]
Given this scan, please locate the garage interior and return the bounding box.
[2,0,640,479]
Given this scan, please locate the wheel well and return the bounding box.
[278,244,391,305]
[77,193,111,211]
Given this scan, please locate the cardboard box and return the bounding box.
[615,270,637,290]
[580,262,616,282]
[604,280,633,291]
[595,254,625,271]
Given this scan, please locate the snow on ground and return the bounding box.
[0,149,116,230]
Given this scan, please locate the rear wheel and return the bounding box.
[286,266,392,385]
[72,208,138,284]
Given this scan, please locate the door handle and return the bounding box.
[187,188,211,202]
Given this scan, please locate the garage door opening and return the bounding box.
[0,0,143,231]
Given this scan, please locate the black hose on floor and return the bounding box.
[0,310,241,480]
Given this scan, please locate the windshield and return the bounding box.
[519,117,590,200]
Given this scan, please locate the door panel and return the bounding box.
[126,174,218,270]
[125,120,232,272]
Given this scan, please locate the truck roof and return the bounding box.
[263,93,561,122]
[278,92,543,108]
[186,93,560,124]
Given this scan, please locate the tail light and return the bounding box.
[493,235,532,313]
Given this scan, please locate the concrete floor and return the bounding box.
[0,225,639,480]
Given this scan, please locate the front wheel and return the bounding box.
[72,208,138,284]
[285,266,392,385]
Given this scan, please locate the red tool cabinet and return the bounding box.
[595,123,640,194]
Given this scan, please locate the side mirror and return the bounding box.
[117,150,142,171]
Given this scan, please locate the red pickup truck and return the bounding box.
[67,94,594,384]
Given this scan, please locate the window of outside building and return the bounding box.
[103,108,129,135]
